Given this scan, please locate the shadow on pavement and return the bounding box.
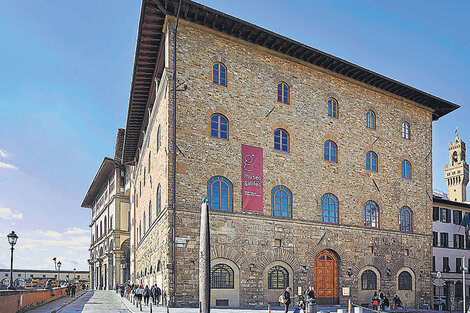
[56,290,94,312]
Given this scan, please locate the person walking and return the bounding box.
[135,285,143,307]
[151,284,157,305]
[143,285,151,306]
[371,291,380,310]
[279,287,292,313]
[297,295,306,313]
[156,285,162,306]
[71,284,76,297]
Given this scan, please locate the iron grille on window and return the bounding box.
[267,266,289,289]
[211,264,234,289]
[361,270,377,290]
[398,271,412,290]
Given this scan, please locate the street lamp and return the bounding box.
[7,231,18,290]
[73,268,76,282]
[57,261,62,287]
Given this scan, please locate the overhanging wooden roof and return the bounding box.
[123,0,460,163]
[81,157,116,208]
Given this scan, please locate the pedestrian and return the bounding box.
[71,284,76,297]
[382,295,389,311]
[144,285,151,306]
[156,285,162,306]
[298,295,306,313]
[393,294,403,310]
[279,286,292,313]
[135,285,143,306]
[371,291,380,310]
[151,284,156,305]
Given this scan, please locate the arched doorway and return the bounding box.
[314,249,339,304]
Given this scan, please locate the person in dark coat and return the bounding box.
[371,291,380,310]
[281,287,292,313]
[143,285,151,306]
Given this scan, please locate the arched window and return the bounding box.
[156,184,161,216]
[211,264,234,289]
[271,186,292,218]
[321,193,338,223]
[401,160,411,179]
[148,200,152,227]
[156,125,161,152]
[207,176,233,212]
[400,207,413,232]
[277,82,289,104]
[364,200,379,228]
[361,270,377,290]
[213,63,227,86]
[398,271,412,290]
[268,265,289,289]
[401,122,410,139]
[366,110,376,129]
[366,151,378,171]
[328,98,338,118]
[324,141,337,162]
[210,114,228,139]
[274,129,289,152]
[157,260,162,272]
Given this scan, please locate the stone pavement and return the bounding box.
[27,290,464,313]
[25,290,87,313]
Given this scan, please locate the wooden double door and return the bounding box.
[314,250,339,304]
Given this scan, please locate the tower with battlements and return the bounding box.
[445,134,469,202]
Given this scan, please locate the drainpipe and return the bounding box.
[171,0,183,307]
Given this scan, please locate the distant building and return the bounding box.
[120,0,459,308]
[81,129,130,290]
[433,134,470,310]
[0,268,89,288]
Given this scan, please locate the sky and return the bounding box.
[0,1,468,271]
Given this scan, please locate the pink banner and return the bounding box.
[242,145,263,212]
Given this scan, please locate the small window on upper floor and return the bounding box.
[402,121,410,139]
[210,114,228,139]
[366,110,376,129]
[274,128,289,152]
[366,151,378,172]
[277,82,289,104]
[324,141,337,163]
[213,63,227,86]
[328,98,338,118]
[401,160,411,179]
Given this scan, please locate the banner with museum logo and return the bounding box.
[242,145,263,212]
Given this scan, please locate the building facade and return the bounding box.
[82,129,131,290]
[120,0,459,308]
[0,269,89,289]
[432,135,470,310]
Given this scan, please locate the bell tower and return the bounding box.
[445,133,469,202]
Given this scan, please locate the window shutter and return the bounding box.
[446,209,451,223]
[433,207,439,221]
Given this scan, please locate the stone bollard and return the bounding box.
[150,303,152,313]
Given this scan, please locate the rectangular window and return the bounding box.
[454,210,462,225]
[443,257,450,272]
[433,206,440,221]
[457,258,462,273]
[433,232,438,246]
[459,235,465,249]
[433,256,436,272]
[440,208,451,223]
[440,233,449,247]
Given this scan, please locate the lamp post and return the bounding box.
[57,261,62,287]
[74,268,76,282]
[7,231,18,290]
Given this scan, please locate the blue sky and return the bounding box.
[0,1,468,271]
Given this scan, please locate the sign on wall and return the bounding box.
[242,145,263,212]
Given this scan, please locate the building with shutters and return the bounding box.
[81,129,131,290]
[118,0,460,308]
[432,134,470,310]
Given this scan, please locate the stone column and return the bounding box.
[88,259,94,289]
[107,253,114,289]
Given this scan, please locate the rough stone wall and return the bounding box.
[135,17,434,308]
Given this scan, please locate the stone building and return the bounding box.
[121,0,459,308]
[432,134,470,310]
[82,129,131,290]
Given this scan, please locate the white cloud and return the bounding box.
[0,161,17,170]
[0,207,23,220]
[0,148,7,158]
